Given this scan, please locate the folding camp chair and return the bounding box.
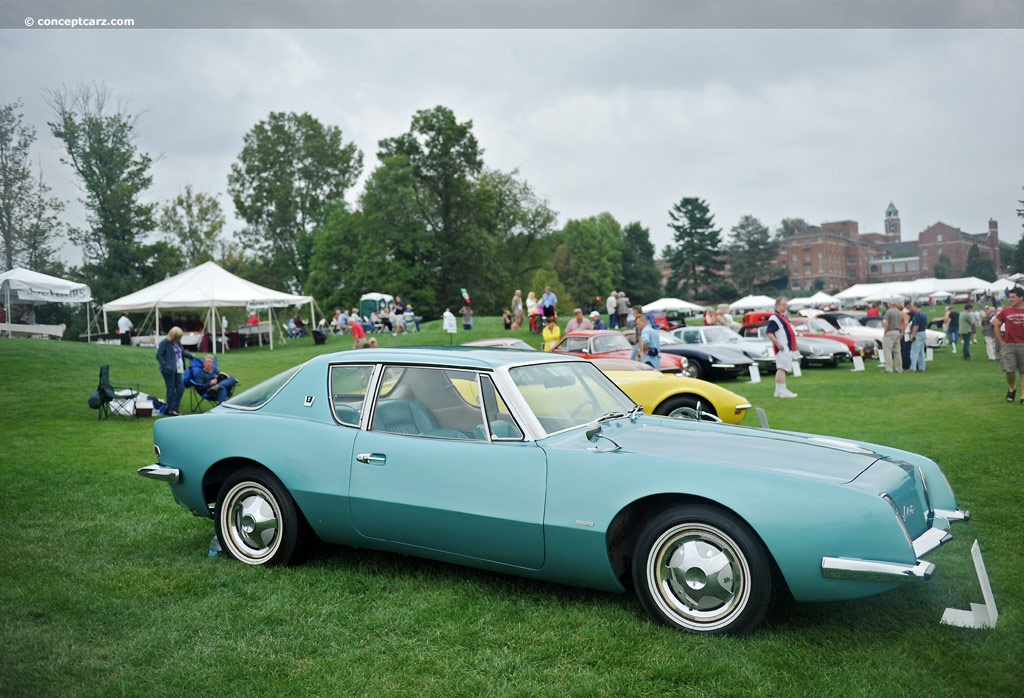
[183,356,238,412]
[97,365,140,420]
[183,357,218,412]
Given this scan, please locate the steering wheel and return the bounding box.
[571,401,599,420]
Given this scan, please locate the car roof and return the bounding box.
[303,345,577,371]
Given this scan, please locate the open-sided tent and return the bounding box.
[729,295,776,313]
[837,277,992,305]
[1,267,93,339]
[101,262,314,351]
[641,297,706,315]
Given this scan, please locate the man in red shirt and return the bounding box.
[993,286,1024,403]
[351,320,368,349]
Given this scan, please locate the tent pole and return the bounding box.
[269,308,274,351]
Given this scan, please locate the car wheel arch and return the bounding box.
[654,394,718,419]
[202,457,277,515]
[605,494,780,588]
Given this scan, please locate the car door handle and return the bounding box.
[356,452,387,465]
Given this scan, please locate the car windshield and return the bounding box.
[835,316,861,329]
[509,361,634,435]
[592,333,631,353]
[803,318,833,333]
[658,330,682,345]
[702,325,742,342]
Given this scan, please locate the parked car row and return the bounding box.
[467,336,752,425]
[814,311,947,349]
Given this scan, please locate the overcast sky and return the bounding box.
[3,16,1022,269]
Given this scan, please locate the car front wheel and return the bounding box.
[215,467,309,566]
[632,504,772,636]
[681,360,703,380]
[654,396,720,422]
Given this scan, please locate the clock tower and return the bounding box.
[884,202,901,243]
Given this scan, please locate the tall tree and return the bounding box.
[472,168,558,298]
[377,106,484,309]
[620,221,662,304]
[0,99,64,272]
[933,253,953,279]
[159,186,226,267]
[228,111,363,292]
[727,215,779,294]
[1014,188,1024,273]
[553,213,623,312]
[47,84,165,301]
[776,217,809,239]
[963,243,996,282]
[663,197,723,300]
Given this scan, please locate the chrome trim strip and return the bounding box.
[138,464,180,484]
[935,508,971,522]
[821,557,935,582]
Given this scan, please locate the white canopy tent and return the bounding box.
[837,277,992,304]
[0,267,93,339]
[788,291,842,311]
[641,297,706,314]
[988,276,1022,296]
[729,295,776,313]
[101,262,314,351]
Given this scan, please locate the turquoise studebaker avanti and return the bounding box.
[140,346,970,636]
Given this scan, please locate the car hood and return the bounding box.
[559,418,882,484]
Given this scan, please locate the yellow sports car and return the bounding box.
[592,359,751,424]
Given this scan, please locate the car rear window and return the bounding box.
[222,364,303,410]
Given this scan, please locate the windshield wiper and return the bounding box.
[598,411,626,422]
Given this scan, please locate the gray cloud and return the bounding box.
[2,27,1021,268]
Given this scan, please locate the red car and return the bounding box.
[552,330,687,374]
[739,316,877,359]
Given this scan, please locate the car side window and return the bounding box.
[683,330,700,344]
[478,375,524,441]
[370,366,486,440]
[330,364,374,426]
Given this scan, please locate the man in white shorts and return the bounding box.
[765,297,798,398]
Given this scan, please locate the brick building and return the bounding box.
[776,203,1003,291]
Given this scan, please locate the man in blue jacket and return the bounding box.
[191,355,239,403]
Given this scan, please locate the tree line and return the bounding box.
[3,84,1023,335]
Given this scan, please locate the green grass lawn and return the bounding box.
[1,324,1021,698]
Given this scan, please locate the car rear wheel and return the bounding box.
[215,467,309,566]
[632,504,772,636]
[654,395,720,422]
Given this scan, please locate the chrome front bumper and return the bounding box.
[821,509,970,583]
[138,463,180,483]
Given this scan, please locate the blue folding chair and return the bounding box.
[183,357,225,412]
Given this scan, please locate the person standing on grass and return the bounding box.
[981,306,1000,361]
[635,314,661,370]
[907,301,928,372]
[766,297,798,398]
[959,302,978,360]
[992,286,1024,404]
[945,304,960,353]
[156,327,194,416]
[542,315,561,351]
[882,299,903,373]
